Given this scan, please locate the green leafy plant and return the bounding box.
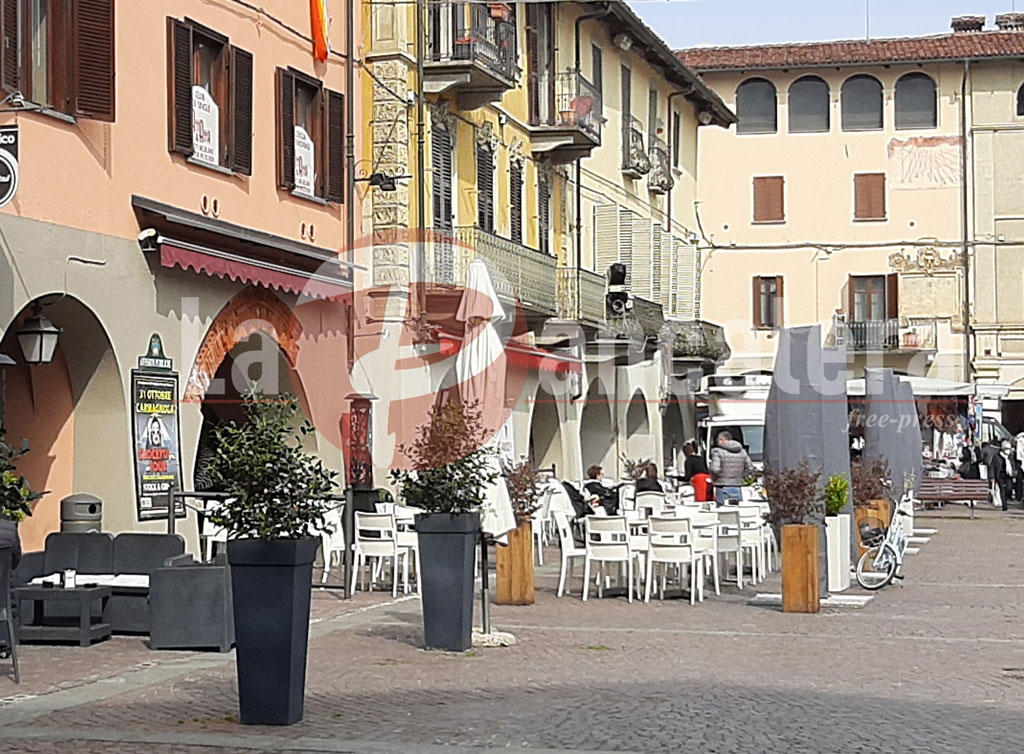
[620,454,654,482]
[205,390,338,540]
[824,473,850,517]
[851,458,890,508]
[0,425,43,522]
[763,459,823,528]
[504,459,542,525]
[391,400,499,514]
[742,475,759,487]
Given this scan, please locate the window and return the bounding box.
[275,67,345,201]
[0,0,115,120]
[431,123,454,282]
[854,173,886,220]
[525,3,553,125]
[648,87,658,140]
[1018,84,1024,117]
[849,274,897,322]
[671,110,681,168]
[752,276,784,329]
[752,176,785,223]
[736,78,777,134]
[476,142,494,233]
[788,76,830,133]
[168,18,253,174]
[509,159,523,244]
[621,64,631,120]
[591,44,602,99]
[538,170,551,255]
[841,75,883,131]
[895,73,936,129]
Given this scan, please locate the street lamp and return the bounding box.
[16,305,61,364]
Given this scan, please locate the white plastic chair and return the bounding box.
[351,512,407,598]
[635,491,666,518]
[690,510,721,595]
[619,483,636,512]
[645,517,703,604]
[583,516,635,602]
[553,510,586,598]
[201,499,230,563]
[319,503,346,585]
[737,504,766,583]
[715,509,749,589]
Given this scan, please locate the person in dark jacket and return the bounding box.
[583,466,621,515]
[958,443,981,480]
[635,463,663,493]
[0,519,21,570]
[995,440,1017,511]
[681,443,708,482]
[709,431,754,504]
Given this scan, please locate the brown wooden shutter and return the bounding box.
[775,275,785,327]
[276,67,295,189]
[525,4,540,124]
[847,276,856,321]
[753,177,784,222]
[886,273,899,319]
[73,0,115,121]
[477,144,494,233]
[227,45,253,175]
[167,18,193,155]
[873,174,886,219]
[0,0,18,95]
[325,88,345,203]
[855,173,886,219]
[432,125,453,231]
[752,277,763,328]
[509,161,523,243]
[538,171,550,254]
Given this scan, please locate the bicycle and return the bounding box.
[855,482,913,590]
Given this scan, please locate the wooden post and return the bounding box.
[496,520,535,605]
[782,524,820,613]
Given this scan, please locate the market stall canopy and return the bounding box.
[848,376,1009,398]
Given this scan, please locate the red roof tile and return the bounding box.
[677,31,1024,72]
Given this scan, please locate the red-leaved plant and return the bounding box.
[762,459,824,528]
[851,458,890,508]
[504,460,542,525]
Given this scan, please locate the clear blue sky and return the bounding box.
[629,0,1022,49]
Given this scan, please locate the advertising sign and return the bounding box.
[294,125,315,196]
[0,124,20,209]
[192,86,220,167]
[131,350,185,521]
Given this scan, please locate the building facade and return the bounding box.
[678,15,1024,391]
[0,0,362,552]
[361,0,732,483]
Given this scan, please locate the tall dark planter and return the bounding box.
[415,512,480,652]
[227,537,318,725]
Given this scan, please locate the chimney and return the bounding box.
[995,13,1024,31]
[951,15,986,33]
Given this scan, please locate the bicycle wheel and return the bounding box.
[856,544,897,590]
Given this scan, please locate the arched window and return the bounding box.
[895,72,937,129]
[788,76,830,133]
[736,78,777,134]
[841,75,883,131]
[1017,83,1024,117]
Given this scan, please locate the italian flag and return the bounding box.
[311,0,329,61]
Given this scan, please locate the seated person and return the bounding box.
[682,442,708,482]
[583,465,621,515]
[561,480,594,521]
[635,463,664,493]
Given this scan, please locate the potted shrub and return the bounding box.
[0,426,44,561]
[496,460,542,606]
[391,400,498,652]
[205,391,337,726]
[763,460,824,613]
[851,458,891,557]
[823,473,851,593]
[620,454,654,482]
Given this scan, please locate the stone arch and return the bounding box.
[185,287,301,401]
[528,383,563,475]
[625,388,654,460]
[580,377,614,474]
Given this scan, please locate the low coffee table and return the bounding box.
[14,585,112,647]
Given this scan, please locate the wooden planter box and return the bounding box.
[496,520,534,605]
[854,499,891,558]
[782,524,820,613]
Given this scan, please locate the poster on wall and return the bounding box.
[131,336,185,521]
[192,86,220,167]
[294,125,315,196]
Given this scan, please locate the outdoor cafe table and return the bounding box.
[14,584,112,647]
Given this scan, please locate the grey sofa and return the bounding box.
[149,552,234,652]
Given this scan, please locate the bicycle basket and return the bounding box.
[858,518,887,548]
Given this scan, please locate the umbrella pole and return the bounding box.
[480,533,490,635]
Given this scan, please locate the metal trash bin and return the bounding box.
[60,494,103,533]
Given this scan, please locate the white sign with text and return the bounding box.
[294,125,315,196]
[192,86,220,167]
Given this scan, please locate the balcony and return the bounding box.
[558,267,606,326]
[648,136,673,194]
[454,226,558,316]
[425,3,518,109]
[833,317,938,353]
[529,70,603,165]
[621,115,650,178]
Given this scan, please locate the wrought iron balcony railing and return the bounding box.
[833,317,938,352]
[455,226,557,315]
[621,114,651,178]
[648,135,673,194]
[428,4,518,83]
[550,70,603,142]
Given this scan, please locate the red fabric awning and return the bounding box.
[437,332,582,374]
[159,243,351,300]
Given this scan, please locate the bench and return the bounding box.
[917,478,991,519]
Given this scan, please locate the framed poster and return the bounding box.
[131,370,185,521]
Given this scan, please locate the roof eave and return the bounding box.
[685,52,1024,75]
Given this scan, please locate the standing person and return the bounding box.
[996,440,1018,511]
[681,442,708,482]
[635,463,663,493]
[1014,433,1024,501]
[709,431,754,504]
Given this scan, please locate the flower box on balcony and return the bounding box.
[903,331,920,348]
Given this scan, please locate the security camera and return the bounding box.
[137,228,159,253]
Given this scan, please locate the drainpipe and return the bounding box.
[573,4,612,319]
[415,0,427,315]
[343,0,357,599]
[960,59,971,382]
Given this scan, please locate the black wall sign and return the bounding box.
[0,125,19,210]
